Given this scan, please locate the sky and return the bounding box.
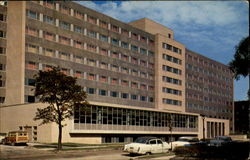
[78,1,249,101]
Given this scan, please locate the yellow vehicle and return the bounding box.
[2,131,28,146]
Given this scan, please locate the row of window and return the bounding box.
[26,9,154,57]
[186,92,233,106]
[186,54,231,74]
[162,76,182,86]
[162,65,182,75]
[187,103,232,114]
[86,88,154,102]
[186,73,232,90]
[162,98,182,106]
[162,43,182,54]
[25,27,155,69]
[186,82,232,98]
[186,63,231,82]
[162,87,182,96]
[74,105,198,128]
[162,54,182,65]
[25,63,155,91]
[32,1,155,46]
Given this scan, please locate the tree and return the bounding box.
[229,36,250,98]
[33,67,88,150]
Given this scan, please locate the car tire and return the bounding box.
[146,152,151,155]
[11,142,15,146]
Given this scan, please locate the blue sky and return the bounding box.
[78,1,249,101]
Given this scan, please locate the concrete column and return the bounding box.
[56,19,59,27]
[38,46,43,55]
[55,35,59,42]
[84,14,87,21]
[56,3,59,11]
[38,63,43,70]
[70,8,74,16]
[96,46,99,54]
[108,23,111,30]
[108,37,111,43]
[70,69,73,76]
[39,30,43,38]
[55,50,59,58]
[39,13,43,21]
[70,24,74,31]
[96,19,99,25]
[84,28,87,35]
[70,54,73,61]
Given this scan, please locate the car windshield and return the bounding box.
[134,137,150,144]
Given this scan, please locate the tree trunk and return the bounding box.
[58,120,62,150]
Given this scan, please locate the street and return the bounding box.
[0,144,174,160]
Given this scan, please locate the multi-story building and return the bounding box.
[0,1,232,143]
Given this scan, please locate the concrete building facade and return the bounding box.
[0,1,232,143]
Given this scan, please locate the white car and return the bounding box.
[171,136,199,150]
[124,137,171,155]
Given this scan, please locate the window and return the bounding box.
[111,52,119,58]
[111,91,118,97]
[74,71,82,78]
[74,10,84,19]
[27,10,39,20]
[132,69,138,76]
[140,96,146,101]
[59,21,70,30]
[42,64,53,71]
[26,61,38,70]
[149,86,154,91]
[87,15,97,24]
[111,65,119,72]
[162,65,181,75]
[99,34,108,42]
[140,84,147,90]
[121,93,128,99]
[0,47,6,54]
[87,30,97,38]
[162,54,181,65]
[111,78,118,85]
[121,67,129,74]
[99,20,108,29]
[140,36,146,42]
[26,26,39,37]
[148,51,154,56]
[59,52,69,60]
[131,82,138,88]
[0,97,5,103]
[111,38,119,46]
[111,25,119,32]
[140,60,146,67]
[87,44,97,52]
[99,89,107,96]
[43,48,55,57]
[60,5,70,15]
[87,59,96,66]
[74,26,83,34]
[162,98,182,106]
[132,33,138,40]
[140,72,147,78]
[132,57,138,64]
[149,63,154,68]
[100,48,108,56]
[100,76,108,83]
[60,68,69,75]
[74,40,83,49]
[131,95,137,100]
[131,45,138,52]
[0,80,5,87]
[149,97,154,102]
[121,29,129,36]
[121,80,128,86]
[43,15,55,25]
[121,41,128,49]
[59,36,70,45]
[74,56,83,63]
[87,73,96,80]
[25,78,35,86]
[87,88,96,94]
[25,95,35,103]
[162,76,182,85]
[149,40,154,46]
[162,87,182,96]
[0,31,6,39]
[0,63,6,71]
[121,54,128,61]
[44,31,55,41]
[140,48,147,54]
[0,14,6,22]
[26,44,38,53]
[43,1,55,9]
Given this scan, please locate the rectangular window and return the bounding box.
[43,48,55,57]
[60,5,70,15]
[140,60,146,67]
[121,41,128,49]
[121,80,128,86]
[27,10,39,20]
[140,36,146,42]
[131,82,138,88]
[0,47,6,54]
[87,30,97,38]
[74,40,83,49]
[131,95,137,100]
[87,73,96,80]
[132,69,138,76]
[132,33,138,40]
[100,48,108,56]
[111,91,118,97]
[99,34,108,42]
[43,1,55,9]
[74,10,84,19]
[87,59,96,66]
[111,52,119,58]
[0,14,7,22]
[87,15,97,24]
[74,25,83,34]
[111,78,118,85]
[121,29,129,36]
[59,52,69,60]
[87,44,97,52]
[99,20,108,29]
[74,71,82,78]
[121,93,128,99]
[111,65,119,72]
[100,76,108,83]
[149,39,154,46]
[149,63,154,68]
[99,89,107,96]
[140,84,147,90]
[26,44,38,53]
[0,80,5,87]
[131,45,138,52]
[74,56,83,63]
[59,36,70,45]
[111,24,119,32]
[148,51,154,56]
[26,27,38,37]
[43,15,55,25]
[111,38,119,46]
[121,54,128,61]
[59,21,70,30]
[87,88,96,94]
[140,48,147,54]
[42,64,53,71]
[44,31,55,41]
[140,96,146,101]
[162,98,182,106]
[0,64,5,71]
[0,31,6,38]
[25,61,38,70]
[140,72,147,78]
[121,67,129,74]
[132,57,138,64]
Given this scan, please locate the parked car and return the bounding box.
[208,136,232,147]
[171,136,199,150]
[0,133,7,144]
[2,131,28,146]
[124,137,171,155]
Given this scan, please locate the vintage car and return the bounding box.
[208,136,232,147]
[124,137,171,155]
[2,131,28,146]
[171,136,199,150]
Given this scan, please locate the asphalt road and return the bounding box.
[0,144,174,160]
